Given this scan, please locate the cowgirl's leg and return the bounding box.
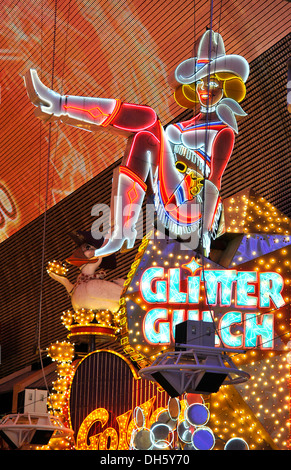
[93,130,160,257]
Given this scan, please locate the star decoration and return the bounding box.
[182,256,202,274]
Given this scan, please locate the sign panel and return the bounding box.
[25,30,249,258]
[68,349,192,450]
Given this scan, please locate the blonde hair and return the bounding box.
[174,72,246,109]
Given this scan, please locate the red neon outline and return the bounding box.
[124,130,160,168]
[140,266,167,304]
[62,99,121,125]
[203,270,237,307]
[184,173,195,201]
[218,312,243,350]
[174,122,227,133]
[127,182,138,203]
[182,257,202,275]
[195,151,211,169]
[258,271,285,309]
[244,312,274,350]
[234,271,258,309]
[187,277,201,304]
[125,181,138,226]
[142,308,171,346]
[119,166,147,191]
[101,99,121,126]
[112,103,157,132]
[63,104,109,120]
[177,113,202,129]
[159,122,202,225]
[165,202,201,225]
[168,268,187,304]
[158,122,168,204]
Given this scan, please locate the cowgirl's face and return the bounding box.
[196,76,223,107]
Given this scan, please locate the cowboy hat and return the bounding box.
[173,30,249,86]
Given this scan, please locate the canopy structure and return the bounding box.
[0,412,74,449]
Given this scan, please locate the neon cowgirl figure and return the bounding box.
[25,30,249,257]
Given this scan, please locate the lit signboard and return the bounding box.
[45,188,290,451]
[25,30,249,258]
[68,349,215,451]
[118,206,290,367]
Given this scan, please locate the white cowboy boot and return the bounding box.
[93,167,146,257]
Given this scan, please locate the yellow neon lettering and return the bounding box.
[116,410,132,450]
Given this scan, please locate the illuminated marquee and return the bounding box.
[68,349,210,450]
[120,234,287,361]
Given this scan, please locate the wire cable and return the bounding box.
[197,0,227,349]
[46,0,72,210]
[35,0,59,405]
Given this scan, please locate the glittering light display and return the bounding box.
[110,188,291,450]
[39,189,291,451]
[235,353,290,448]
[209,352,291,450]
[10,0,288,450]
[120,235,285,358]
[47,341,75,363]
[75,389,221,451]
[40,340,76,450]
[116,189,291,368]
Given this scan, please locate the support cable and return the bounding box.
[35,0,59,405]
[197,0,227,349]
